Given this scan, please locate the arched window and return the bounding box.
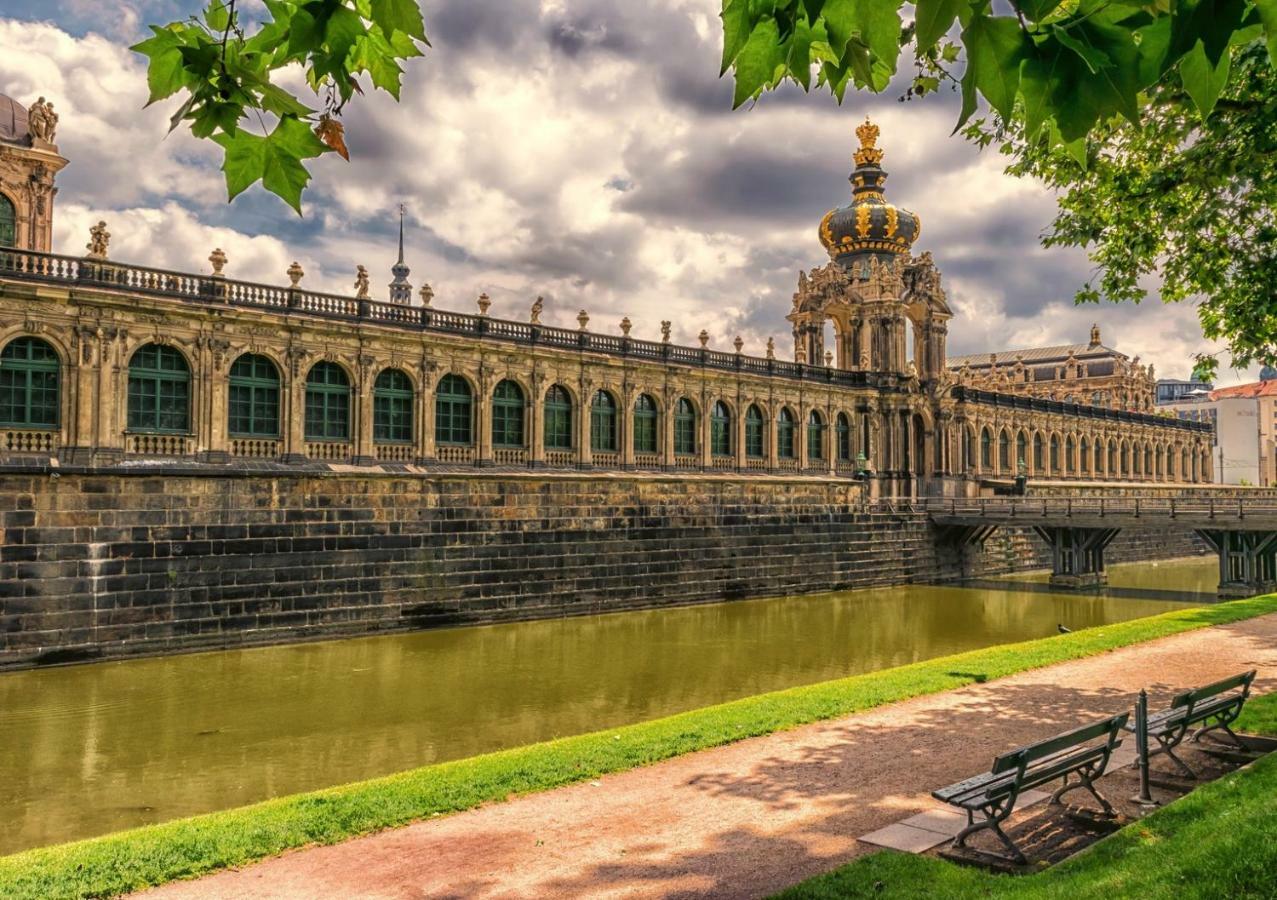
[491,379,524,448]
[228,353,279,437]
[777,407,796,459]
[435,374,473,445]
[543,385,572,450]
[674,398,696,455]
[1168,446,1177,478]
[1144,445,1153,476]
[0,194,15,248]
[745,404,765,458]
[633,393,658,454]
[1080,438,1090,474]
[1015,431,1027,473]
[807,410,825,460]
[1065,436,1075,474]
[304,361,350,440]
[590,389,617,452]
[128,344,190,433]
[712,401,733,456]
[980,427,992,469]
[374,369,414,444]
[0,337,59,427]
[836,412,851,461]
[1050,434,1060,473]
[1120,442,1130,474]
[997,429,1010,471]
[1094,439,1103,474]
[1033,433,1044,472]
[1109,439,1118,474]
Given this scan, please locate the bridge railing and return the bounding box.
[903,495,1277,521]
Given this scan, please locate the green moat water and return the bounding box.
[0,557,1213,855]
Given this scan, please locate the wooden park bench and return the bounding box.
[1129,670,1256,778]
[932,713,1128,864]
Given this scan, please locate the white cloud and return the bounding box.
[1,2,1233,383]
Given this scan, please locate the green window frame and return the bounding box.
[492,379,525,448]
[228,354,279,438]
[435,374,473,445]
[998,430,1010,470]
[1050,435,1061,473]
[744,405,764,458]
[1080,438,1090,474]
[127,344,190,433]
[835,413,851,461]
[980,428,992,468]
[374,368,414,444]
[712,401,733,457]
[777,408,796,459]
[0,337,59,428]
[807,410,824,460]
[674,398,696,455]
[633,394,658,454]
[304,361,350,440]
[0,193,15,248]
[590,389,617,452]
[1066,436,1076,474]
[543,385,572,450]
[1033,433,1044,471]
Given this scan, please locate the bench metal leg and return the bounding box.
[951,802,1027,865]
[1153,736,1197,779]
[1050,769,1116,816]
[1191,708,1245,748]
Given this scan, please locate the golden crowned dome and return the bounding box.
[818,116,921,268]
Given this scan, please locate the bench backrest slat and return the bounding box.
[1171,670,1256,710]
[991,713,1128,774]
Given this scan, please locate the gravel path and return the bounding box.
[139,612,1277,900]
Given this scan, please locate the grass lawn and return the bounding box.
[1,594,1274,899]
[774,690,1277,900]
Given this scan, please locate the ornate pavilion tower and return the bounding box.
[788,118,950,383]
[0,93,68,252]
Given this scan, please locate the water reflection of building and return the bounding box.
[0,95,1212,488]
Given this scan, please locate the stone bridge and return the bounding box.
[901,493,1277,598]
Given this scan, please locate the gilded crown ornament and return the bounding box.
[853,116,883,166]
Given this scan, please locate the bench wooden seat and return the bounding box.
[1128,670,1256,778]
[931,713,1128,864]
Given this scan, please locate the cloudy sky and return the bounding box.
[0,0,1244,383]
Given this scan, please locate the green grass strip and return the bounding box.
[774,690,1277,900]
[3,594,1276,900]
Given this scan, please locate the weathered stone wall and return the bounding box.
[0,469,1210,669]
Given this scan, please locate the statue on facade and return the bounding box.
[530,295,543,324]
[28,97,58,143]
[660,320,671,343]
[85,221,110,259]
[354,265,370,299]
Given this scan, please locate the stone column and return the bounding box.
[621,384,635,467]
[477,371,493,467]
[530,377,545,467]
[579,381,593,467]
[204,339,230,462]
[353,356,375,465]
[284,352,307,463]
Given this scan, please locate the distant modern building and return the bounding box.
[1161,392,1261,485]
[1208,380,1277,486]
[1155,375,1213,406]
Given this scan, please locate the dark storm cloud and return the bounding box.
[430,0,540,52]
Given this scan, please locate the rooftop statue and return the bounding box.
[28,97,58,144]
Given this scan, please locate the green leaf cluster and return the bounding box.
[995,42,1277,379]
[721,0,1277,146]
[131,0,429,212]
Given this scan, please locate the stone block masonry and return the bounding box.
[0,469,1207,669]
[0,470,954,669]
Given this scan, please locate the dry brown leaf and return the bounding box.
[314,115,350,161]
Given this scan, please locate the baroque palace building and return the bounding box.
[0,95,1212,491]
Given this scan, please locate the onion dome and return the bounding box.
[818,117,921,269]
[0,93,30,145]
